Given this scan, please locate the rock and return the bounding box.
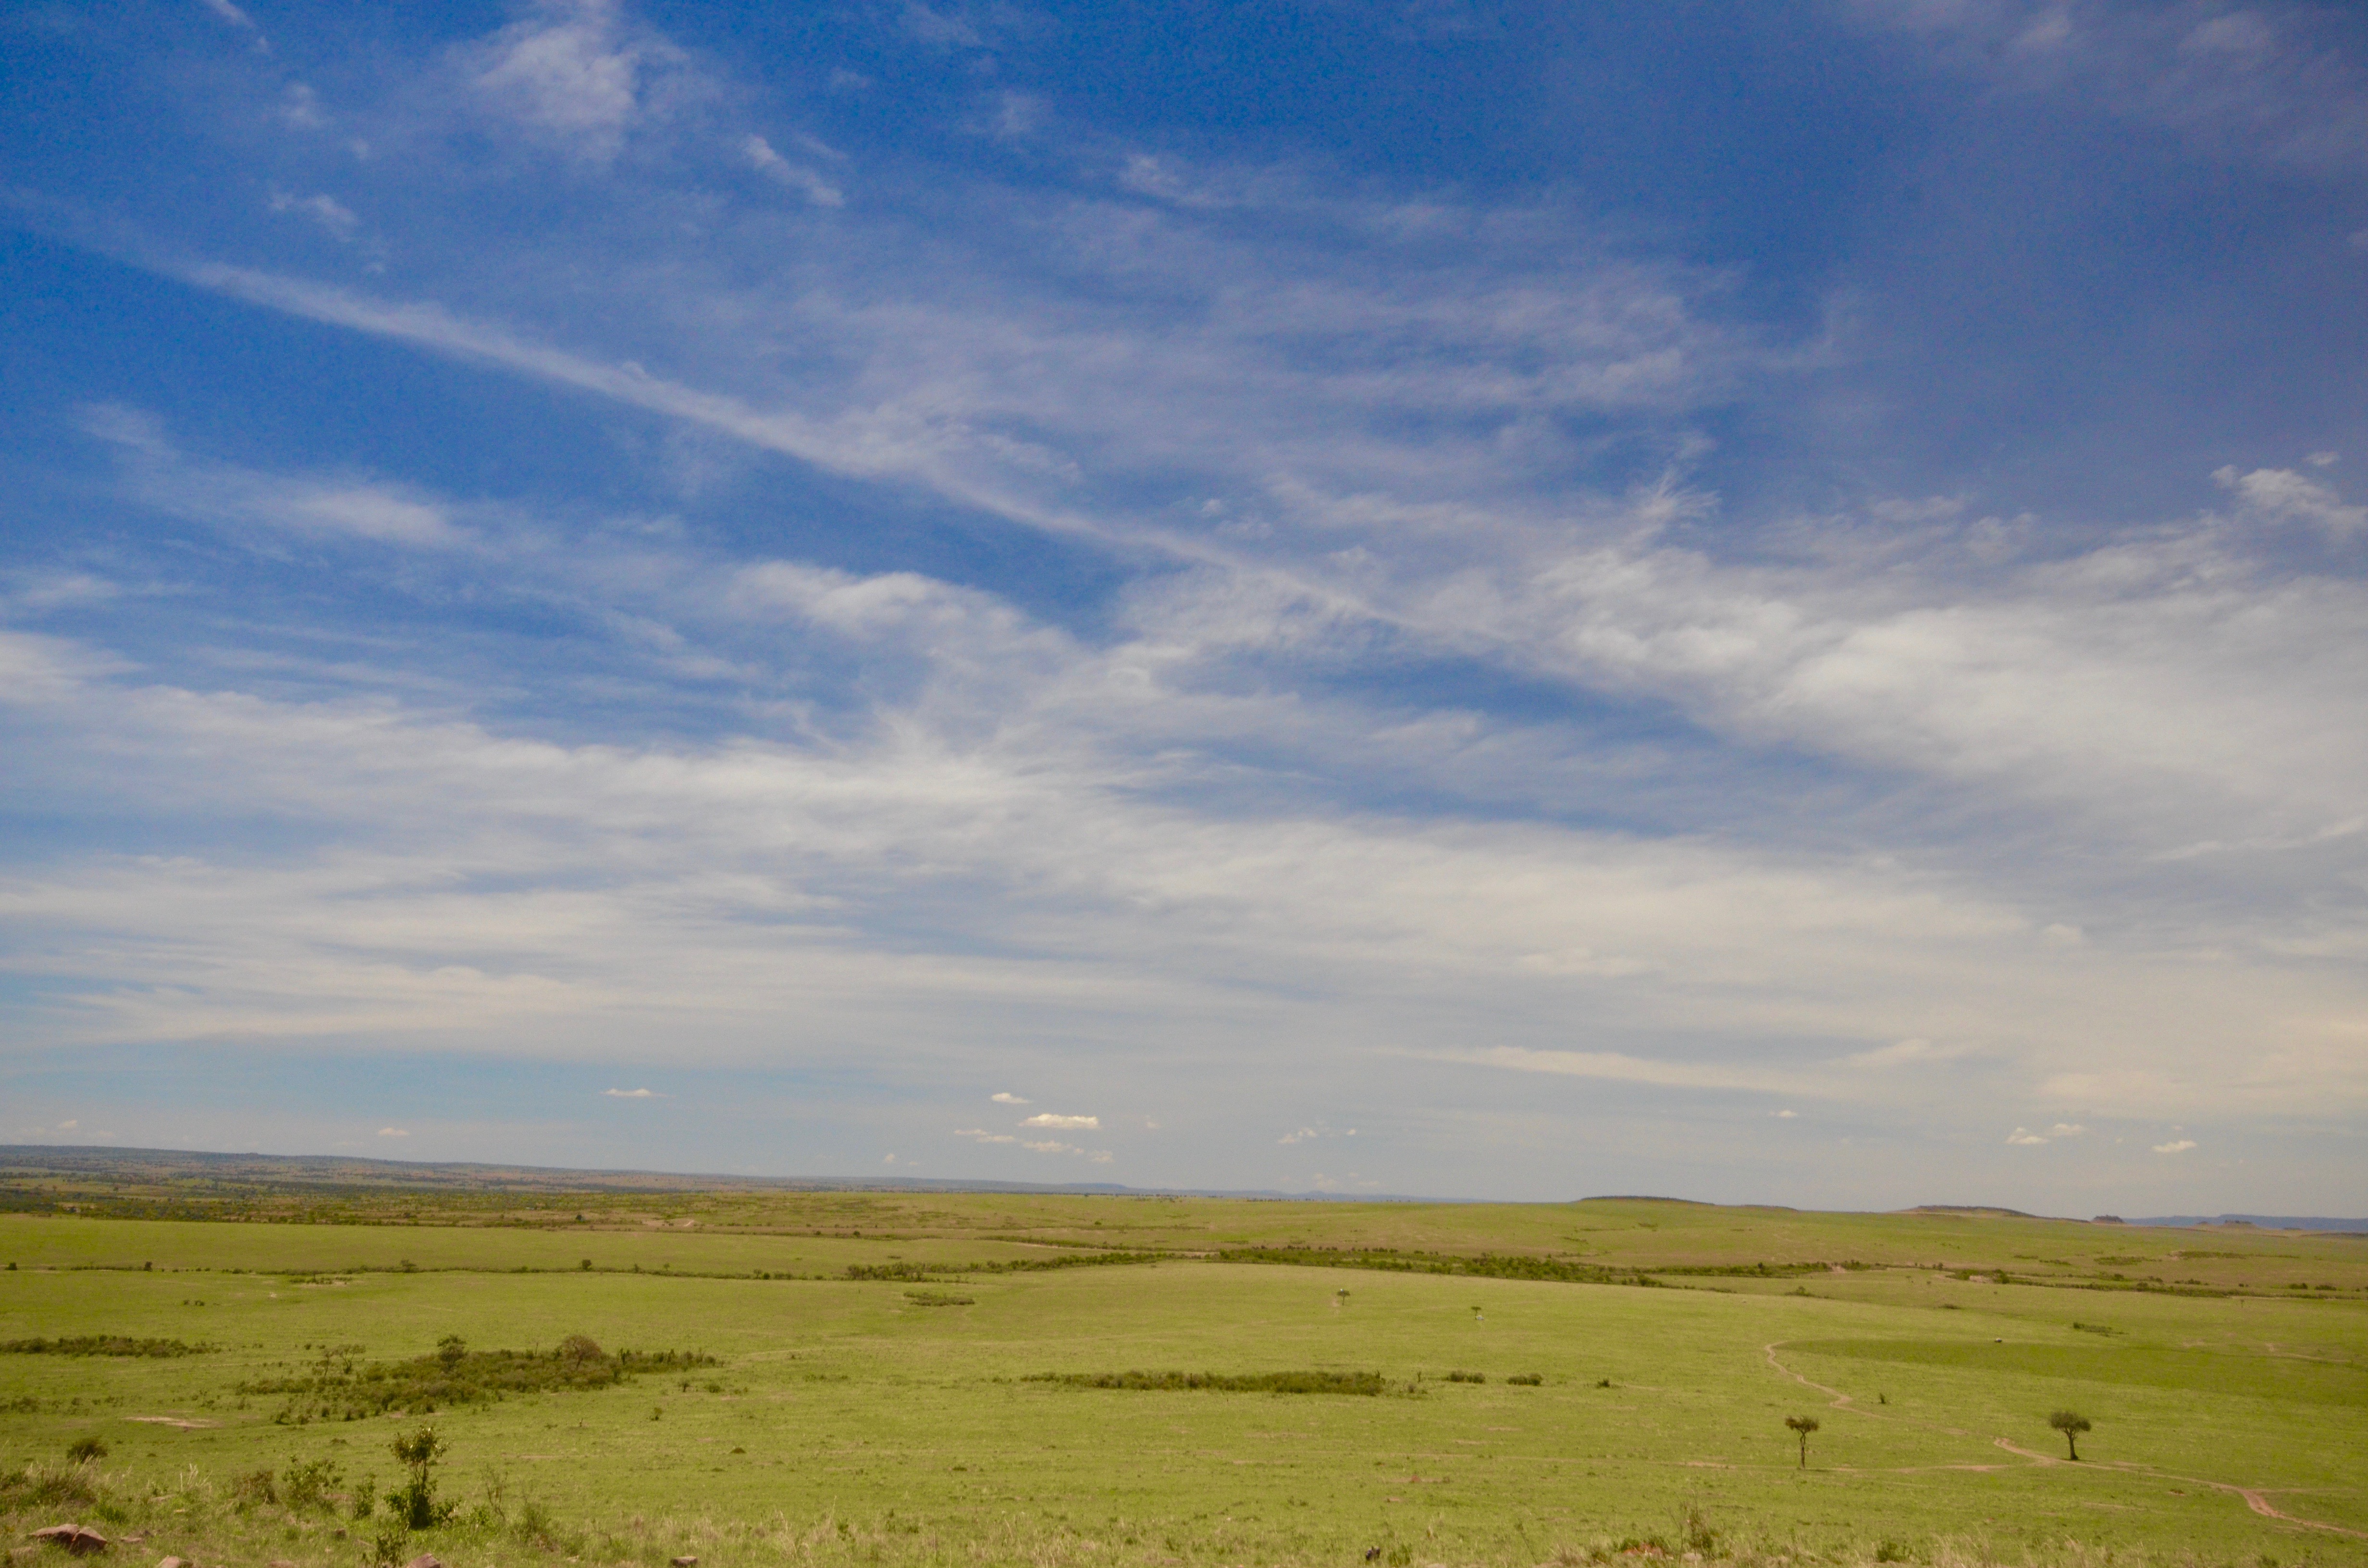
[672,1556,699,1565]
[156,1557,188,1568]
[29,1528,107,1556]
[402,1555,443,1568]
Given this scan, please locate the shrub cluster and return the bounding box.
[846,1250,1163,1281]
[238,1335,716,1422]
[0,1335,213,1357]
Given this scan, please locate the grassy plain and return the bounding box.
[2,1182,2364,1568]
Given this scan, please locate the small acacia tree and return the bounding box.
[1785,1414,1820,1468]
[387,1424,454,1528]
[2048,1409,2092,1460]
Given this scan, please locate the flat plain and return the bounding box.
[3,1166,2363,1568]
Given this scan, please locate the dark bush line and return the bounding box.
[846,1250,1164,1281]
[1027,1369,1389,1395]
[1215,1247,1669,1287]
[238,1336,717,1422]
[0,1335,213,1357]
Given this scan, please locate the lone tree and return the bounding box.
[387,1424,452,1528]
[2048,1409,2092,1461]
[1785,1415,1821,1468]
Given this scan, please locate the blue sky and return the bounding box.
[4,0,2367,1209]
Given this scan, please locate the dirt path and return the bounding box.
[1763,1342,2367,1541]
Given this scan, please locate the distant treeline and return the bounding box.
[0,1335,214,1357]
[845,1251,1164,1281]
[1213,1247,1882,1284]
[1213,1247,1669,1286]
[1026,1369,1389,1395]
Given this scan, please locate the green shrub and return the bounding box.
[66,1437,108,1463]
[1506,1373,1543,1386]
[284,1457,344,1510]
[2,1335,211,1357]
[1443,1370,1485,1383]
[240,1335,713,1421]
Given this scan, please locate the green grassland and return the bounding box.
[2,1188,2364,1568]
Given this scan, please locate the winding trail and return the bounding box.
[1761,1342,2366,1541]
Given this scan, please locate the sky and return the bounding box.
[3,0,2367,1213]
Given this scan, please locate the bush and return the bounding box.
[367,1518,412,1568]
[2,1336,211,1358]
[1444,1370,1485,1384]
[232,1467,279,1507]
[284,1457,344,1510]
[66,1437,108,1463]
[1507,1373,1543,1386]
[241,1335,712,1421]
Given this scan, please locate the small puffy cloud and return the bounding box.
[990,1092,1030,1104]
[2153,1139,2198,1154]
[1021,1139,1078,1154]
[2049,1123,2088,1137]
[2006,1127,2048,1145]
[742,135,844,208]
[2214,464,2367,538]
[1278,1124,1357,1145]
[2308,452,2340,467]
[954,1128,1016,1143]
[378,1127,409,1137]
[268,190,360,241]
[1021,1113,1098,1129]
[901,2,982,48]
[603,1087,660,1098]
[199,0,257,30]
[280,84,326,129]
[468,0,666,162]
[1771,1109,1798,1118]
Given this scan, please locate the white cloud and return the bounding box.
[2006,1127,2048,1145]
[2048,1122,2088,1137]
[1021,1113,1098,1129]
[1771,1109,1798,1118]
[465,0,677,162]
[1843,1037,1973,1069]
[603,1087,659,1098]
[1021,1139,1077,1154]
[268,190,358,241]
[742,135,844,208]
[2153,1138,2198,1154]
[82,405,469,548]
[378,1127,409,1137]
[900,2,982,48]
[2214,465,2368,538]
[954,1128,1017,1143]
[990,1092,1030,1104]
[198,0,257,30]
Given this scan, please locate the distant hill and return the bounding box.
[2123,1213,2368,1233]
